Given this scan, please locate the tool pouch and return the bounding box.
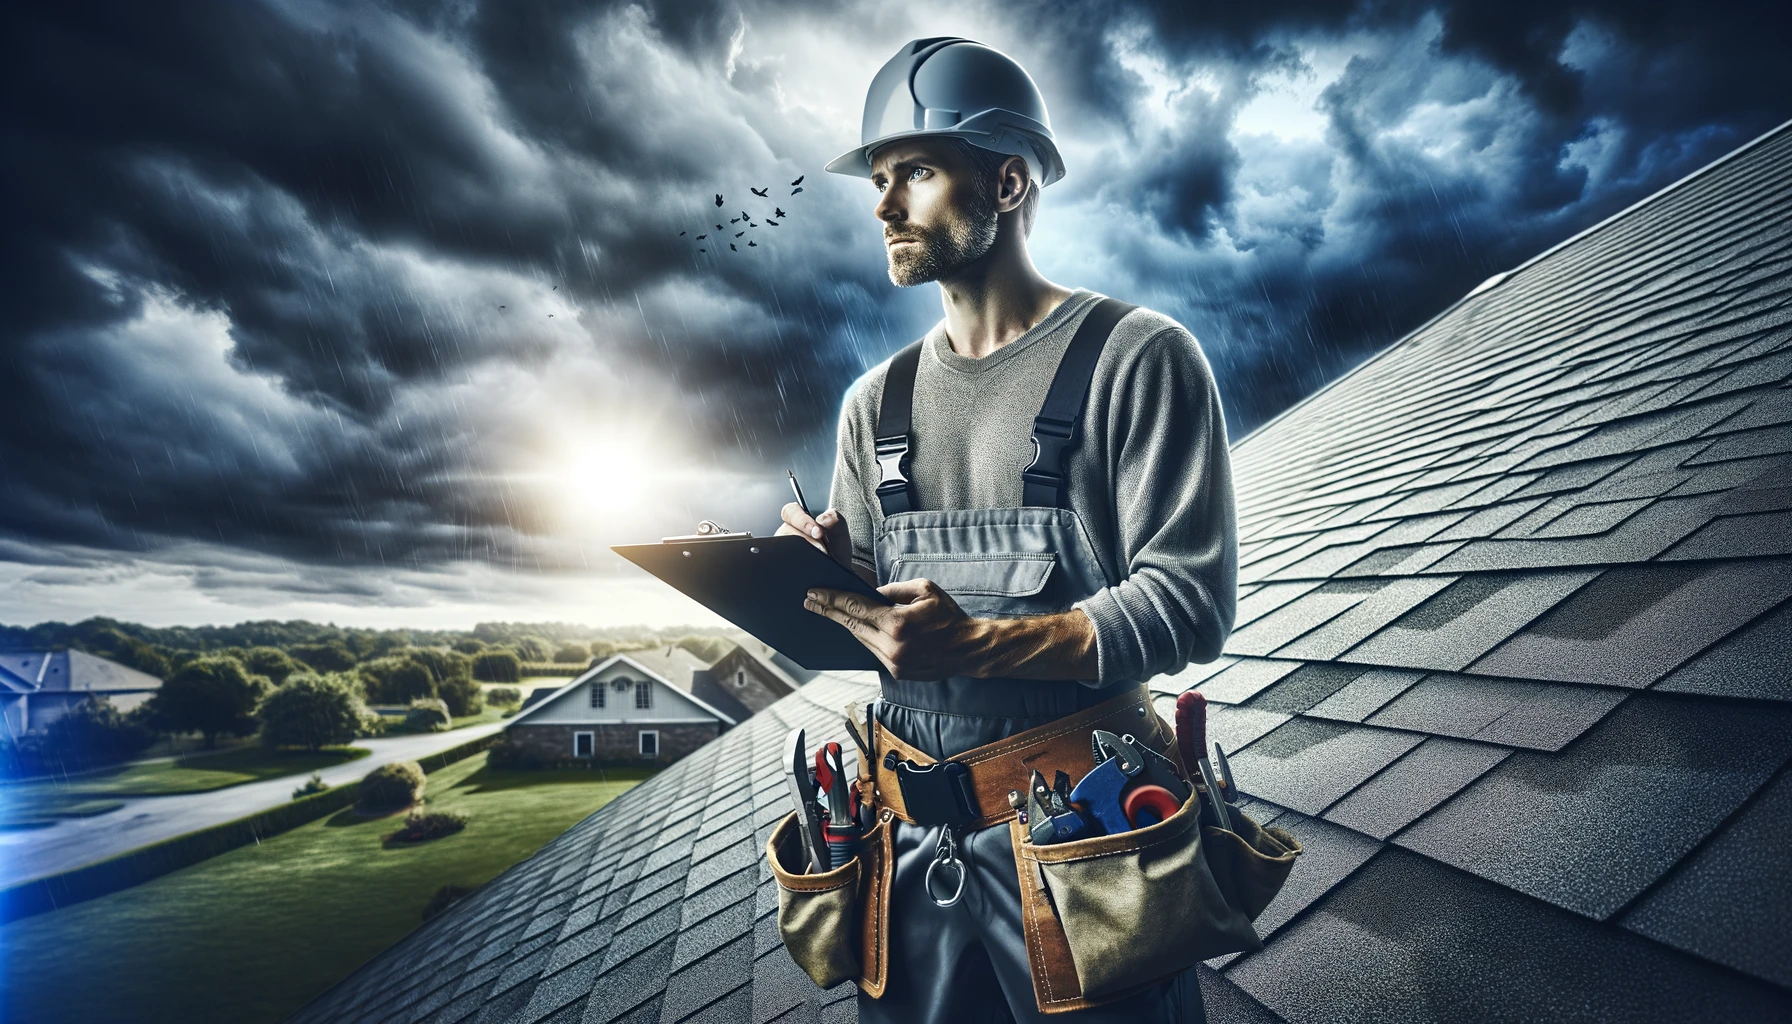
[766,807,896,996]
[1010,791,1299,1012]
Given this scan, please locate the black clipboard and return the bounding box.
[611,534,891,671]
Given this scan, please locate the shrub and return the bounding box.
[422,883,475,921]
[485,686,521,707]
[484,732,543,770]
[436,675,483,717]
[32,696,155,773]
[144,656,272,748]
[242,646,302,685]
[552,643,590,664]
[258,673,366,750]
[292,772,328,799]
[513,636,550,662]
[471,650,521,683]
[385,808,468,844]
[451,638,485,655]
[358,760,426,812]
[402,698,452,733]
[291,642,358,673]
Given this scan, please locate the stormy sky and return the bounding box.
[2,0,1786,628]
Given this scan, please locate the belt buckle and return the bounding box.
[889,756,979,829]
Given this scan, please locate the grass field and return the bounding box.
[0,746,371,826]
[0,751,650,1024]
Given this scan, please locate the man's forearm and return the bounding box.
[964,609,1098,681]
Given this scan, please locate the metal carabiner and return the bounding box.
[925,825,967,908]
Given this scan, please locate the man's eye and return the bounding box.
[910,167,927,181]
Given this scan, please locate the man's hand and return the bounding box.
[775,501,856,565]
[804,580,1099,681]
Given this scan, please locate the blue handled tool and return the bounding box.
[1068,730,1145,835]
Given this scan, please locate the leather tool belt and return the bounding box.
[862,684,1166,830]
[767,683,1301,1014]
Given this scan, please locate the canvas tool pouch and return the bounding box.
[766,806,897,995]
[1011,778,1301,1012]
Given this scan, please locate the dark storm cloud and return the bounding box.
[0,0,1786,603]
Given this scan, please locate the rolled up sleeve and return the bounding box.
[1073,329,1238,685]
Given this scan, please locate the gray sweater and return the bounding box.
[827,288,1239,686]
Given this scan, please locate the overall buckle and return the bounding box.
[873,433,912,502]
[1021,414,1076,493]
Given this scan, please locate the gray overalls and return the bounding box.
[858,299,1207,1024]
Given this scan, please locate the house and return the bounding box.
[293,123,1792,1023]
[0,650,162,740]
[500,641,801,764]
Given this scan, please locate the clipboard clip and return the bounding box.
[660,520,754,543]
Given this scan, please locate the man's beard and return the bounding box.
[887,190,999,287]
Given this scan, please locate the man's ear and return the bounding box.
[998,156,1031,211]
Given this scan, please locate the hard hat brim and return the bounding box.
[824,125,1065,187]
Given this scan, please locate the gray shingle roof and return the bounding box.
[294,120,1792,1023]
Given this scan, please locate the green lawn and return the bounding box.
[0,752,650,1024]
[0,747,370,826]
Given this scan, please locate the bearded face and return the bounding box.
[884,158,1001,288]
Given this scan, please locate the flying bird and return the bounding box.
[679,230,686,236]
[731,218,739,224]
[735,231,745,237]
[715,224,723,230]
[765,219,779,227]
[791,186,804,195]
[751,187,768,197]
[696,234,707,239]
[791,175,804,186]
[548,314,554,318]
[741,210,750,221]
[499,304,506,308]
[715,194,724,206]
[774,207,786,218]
[747,240,757,247]
[730,243,737,251]
[749,221,757,227]
[699,248,706,252]
[553,285,558,291]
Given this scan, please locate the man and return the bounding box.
[778,37,1236,1024]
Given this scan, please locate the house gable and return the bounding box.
[507,655,735,728]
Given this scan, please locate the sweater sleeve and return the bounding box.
[827,374,880,581]
[1072,328,1238,685]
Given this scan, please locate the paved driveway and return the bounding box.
[0,723,505,890]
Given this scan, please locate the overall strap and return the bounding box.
[1021,297,1137,508]
[873,340,924,517]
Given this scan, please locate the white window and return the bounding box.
[573,731,594,758]
[589,683,605,709]
[612,676,632,692]
[635,679,652,709]
[735,669,746,688]
[638,730,659,756]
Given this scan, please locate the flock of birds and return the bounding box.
[678,175,805,253]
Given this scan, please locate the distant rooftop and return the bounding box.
[0,650,161,693]
[295,120,1792,1023]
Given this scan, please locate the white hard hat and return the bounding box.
[824,37,1065,189]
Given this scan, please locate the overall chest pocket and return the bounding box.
[887,552,1059,617]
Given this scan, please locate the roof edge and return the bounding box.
[1230,115,1792,455]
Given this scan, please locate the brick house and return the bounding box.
[502,643,802,765]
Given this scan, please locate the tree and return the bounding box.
[405,647,472,688]
[383,661,437,704]
[243,646,302,685]
[437,675,484,717]
[292,642,357,673]
[145,656,271,748]
[514,636,550,662]
[451,638,485,655]
[258,673,366,751]
[472,650,522,683]
[552,643,590,664]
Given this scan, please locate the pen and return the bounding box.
[788,470,812,518]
